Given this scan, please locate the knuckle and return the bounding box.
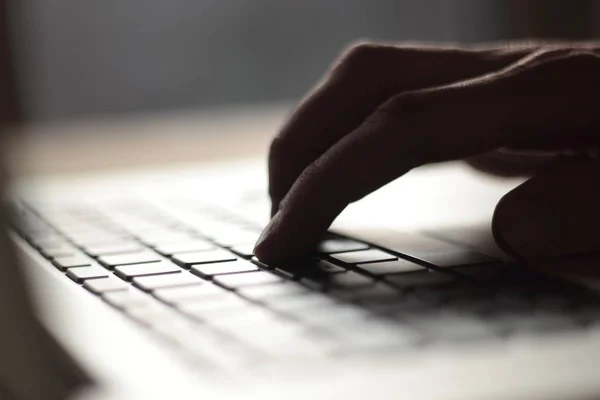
[341,41,380,63]
[527,46,600,70]
[516,48,600,88]
[561,50,600,71]
[331,41,393,80]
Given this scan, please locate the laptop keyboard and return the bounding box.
[11,199,600,369]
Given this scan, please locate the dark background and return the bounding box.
[5,0,600,123]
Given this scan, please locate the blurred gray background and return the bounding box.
[9,0,600,122]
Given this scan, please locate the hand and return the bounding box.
[253,41,600,262]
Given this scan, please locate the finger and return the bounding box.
[493,159,600,260]
[255,49,600,261]
[268,42,542,215]
[466,151,559,177]
[466,150,579,177]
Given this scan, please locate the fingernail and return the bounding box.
[494,198,558,260]
[253,211,282,257]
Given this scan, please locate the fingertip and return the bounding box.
[253,211,282,261]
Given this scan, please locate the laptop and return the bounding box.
[3,114,600,400]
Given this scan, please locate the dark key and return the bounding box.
[263,257,347,281]
[332,282,400,304]
[83,276,129,294]
[133,272,203,291]
[114,261,181,281]
[172,249,237,268]
[449,264,523,283]
[357,259,425,275]
[414,250,495,268]
[154,240,214,256]
[98,251,162,269]
[214,271,283,289]
[330,249,397,265]
[384,270,458,288]
[191,260,258,277]
[312,259,347,274]
[52,255,93,271]
[326,272,374,289]
[66,265,109,282]
[82,241,144,256]
[318,238,369,254]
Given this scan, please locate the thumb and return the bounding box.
[492,158,600,260]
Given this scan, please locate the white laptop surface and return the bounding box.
[4,109,600,400]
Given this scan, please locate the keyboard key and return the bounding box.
[83,276,129,294]
[228,244,255,257]
[214,271,284,289]
[266,258,347,280]
[133,272,203,291]
[357,259,425,275]
[82,241,144,256]
[304,260,347,275]
[125,304,178,327]
[330,249,396,265]
[172,249,237,267]
[238,282,309,301]
[190,260,258,277]
[384,270,457,288]
[176,328,262,369]
[178,295,250,321]
[325,272,375,289]
[211,228,261,247]
[205,312,329,358]
[291,303,369,325]
[264,292,339,312]
[114,261,181,280]
[328,319,420,353]
[103,290,153,309]
[98,251,162,269]
[404,313,497,341]
[66,265,109,282]
[135,230,197,246]
[67,231,129,246]
[154,240,214,256]
[38,241,77,258]
[154,284,226,305]
[52,255,93,270]
[318,238,369,254]
[206,306,285,329]
[450,264,525,283]
[332,282,400,303]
